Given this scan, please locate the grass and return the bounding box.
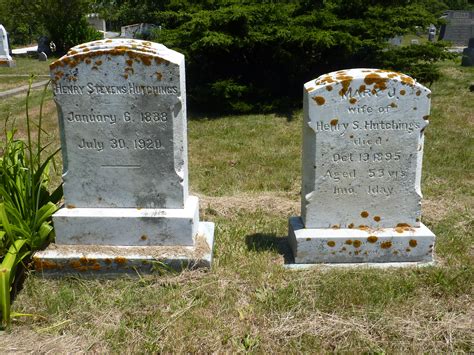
[0,58,472,352]
[0,57,52,76]
[0,57,53,91]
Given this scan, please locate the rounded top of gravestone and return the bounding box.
[38,52,47,61]
[50,38,183,71]
[305,68,429,100]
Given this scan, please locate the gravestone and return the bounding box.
[428,24,436,42]
[289,69,436,265]
[37,36,52,56]
[38,51,47,61]
[0,25,15,67]
[86,13,106,33]
[461,38,474,66]
[121,23,157,39]
[439,11,474,46]
[388,36,402,47]
[34,39,214,275]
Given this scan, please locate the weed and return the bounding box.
[0,77,62,328]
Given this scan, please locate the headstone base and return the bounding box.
[0,58,15,67]
[33,222,214,276]
[288,217,435,264]
[53,196,200,246]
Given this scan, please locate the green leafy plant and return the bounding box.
[0,78,62,328]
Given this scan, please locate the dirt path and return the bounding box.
[0,80,50,99]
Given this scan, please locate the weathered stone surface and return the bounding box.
[38,39,215,274]
[290,68,436,265]
[289,217,434,264]
[34,222,214,276]
[54,196,199,246]
[0,24,15,67]
[439,10,474,46]
[302,69,430,229]
[50,39,188,209]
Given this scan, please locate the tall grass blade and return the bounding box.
[0,77,62,329]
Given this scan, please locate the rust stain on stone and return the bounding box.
[114,257,127,264]
[367,236,378,243]
[364,73,387,89]
[313,96,325,105]
[381,241,392,249]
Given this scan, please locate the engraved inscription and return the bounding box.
[303,68,430,228]
[54,82,179,96]
[51,39,188,208]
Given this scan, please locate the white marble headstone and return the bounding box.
[51,39,188,209]
[0,24,15,67]
[36,39,215,274]
[302,69,430,229]
[289,69,436,265]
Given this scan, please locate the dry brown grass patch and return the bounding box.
[0,328,108,353]
[197,192,299,218]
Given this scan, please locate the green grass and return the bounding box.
[0,58,472,352]
[0,57,53,76]
[0,57,54,91]
[401,33,430,46]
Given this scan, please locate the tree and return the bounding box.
[91,0,459,113]
[0,0,43,45]
[39,0,102,54]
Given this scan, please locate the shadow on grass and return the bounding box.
[245,233,294,264]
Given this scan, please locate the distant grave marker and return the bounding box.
[38,52,47,61]
[0,24,15,67]
[461,38,474,66]
[35,39,214,275]
[439,10,474,46]
[289,68,436,265]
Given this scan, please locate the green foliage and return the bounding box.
[0,0,43,45]
[144,2,448,112]
[0,0,101,50]
[0,79,62,328]
[39,0,102,54]
[377,41,457,85]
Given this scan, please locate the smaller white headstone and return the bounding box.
[0,25,15,67]
[289,68,436,265]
